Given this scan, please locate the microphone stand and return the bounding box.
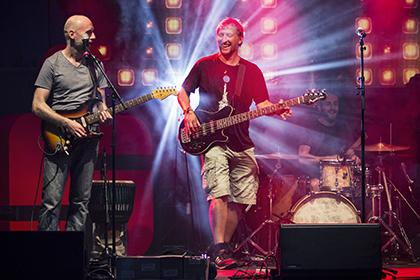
[355,29,367,222]
[89,51,127,273]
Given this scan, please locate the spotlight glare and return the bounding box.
[403,43,419,59]
[403,17,419,34]
[239,43,254,60]
[118,69,135,86]
[356,69,373,85]
[355,17,372,34]
[166,0,182,8]
[380,69,396,85]
[261,17,277,34]
[403,68,419,84]
[403,0,418,8]
[261,0,277,8]
[263,69,278,85]
[261,43,277,60]
[355,43,372,59]
[143,46,157,60]
[97,45,110,60]
[142,0,157,8]
[166,43,182,60]
[142,69,158,86]
[144,21,157,34]
[166,17,182,34]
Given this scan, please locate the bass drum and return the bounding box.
[290,191,361,224]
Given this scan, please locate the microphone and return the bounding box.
[401,162,414,192]
[82,34,90,59]
[355,27,366,38]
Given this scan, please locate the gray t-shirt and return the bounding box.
[35,51,107,112]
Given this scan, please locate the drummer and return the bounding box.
[298,93,361,192]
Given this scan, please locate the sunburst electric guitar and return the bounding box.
[42,87,179,155]
[178,89,327,155]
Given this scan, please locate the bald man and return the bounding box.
[32,15,112,231]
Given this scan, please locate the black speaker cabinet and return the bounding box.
[0,231,86,280]
[280,224,382,280]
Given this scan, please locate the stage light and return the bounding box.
[142,0,157,8]
[263,69,278,85]
[403,0,418,9]
[380,69,396,86]
[166,43,182,60]
[166,17,182,34]
[261,0,277,8]
[403,17,419,34]
[261,17,277,34]
[118,69,135,86]
[403,68,419,84]
[355,17,372,34]
[403,43,419,59]
[144,21,157,34]
[143,46,157,60]
[355,42,372,59]
[166,0,181,8]
[97,45,110,60]
[379,43,395,60]
[356,69,373,85]
[239,43,254,60]
[261,43,277,60]
[142,69,158,86]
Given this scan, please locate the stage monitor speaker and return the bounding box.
[0,231,86,280]
[280,224,382,280]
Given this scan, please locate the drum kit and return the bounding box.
[234,142,418,262]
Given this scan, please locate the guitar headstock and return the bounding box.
[302,89,327,105]
[152,87,180,100]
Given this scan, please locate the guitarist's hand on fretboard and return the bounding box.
[256,99,292,120]
[98,110,113,127]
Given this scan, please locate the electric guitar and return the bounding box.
[41,87,179,155]
[178,89,327,155]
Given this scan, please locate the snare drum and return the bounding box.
[290,191,361,224]
[320,159,355,196]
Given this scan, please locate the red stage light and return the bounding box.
[380,69,396,85]
[355,43,372,59]
[403,17,419,34]
[261,0,277,8]
[141,0,157,8]
[166,0,182,8]
[166,43,182,60]
[261,43,277,60]
[97,45,110,60]
[143,46,157,60]
[118,69,135,86]
[355,17,372,34]
[166,17,182,34]
[239,43,254,60]
[403,0,418,8]
[379,43,395,60]
[142,69,158,86]
[356,69,373,85]
[144,21,157,34]
[403,68,419,84]
[403,43,419,59]
[261,17,277,34]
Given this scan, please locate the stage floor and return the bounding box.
[214,261,420,280]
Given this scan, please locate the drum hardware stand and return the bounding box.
[233,161,281,258]
[368,164,417,262]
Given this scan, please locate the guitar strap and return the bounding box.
[234,63,246,98]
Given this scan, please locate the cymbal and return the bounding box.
[354,143,410,152]
[255,152,307,160]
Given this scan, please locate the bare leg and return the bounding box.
[209,196,228,245]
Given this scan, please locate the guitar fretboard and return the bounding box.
[84,92,156,125]
[213,96,305,130]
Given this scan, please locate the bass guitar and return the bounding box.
[178,89,327,155]
[42,87,179,155]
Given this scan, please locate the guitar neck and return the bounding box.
[216,96,305,130]
[84,92,156,125]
